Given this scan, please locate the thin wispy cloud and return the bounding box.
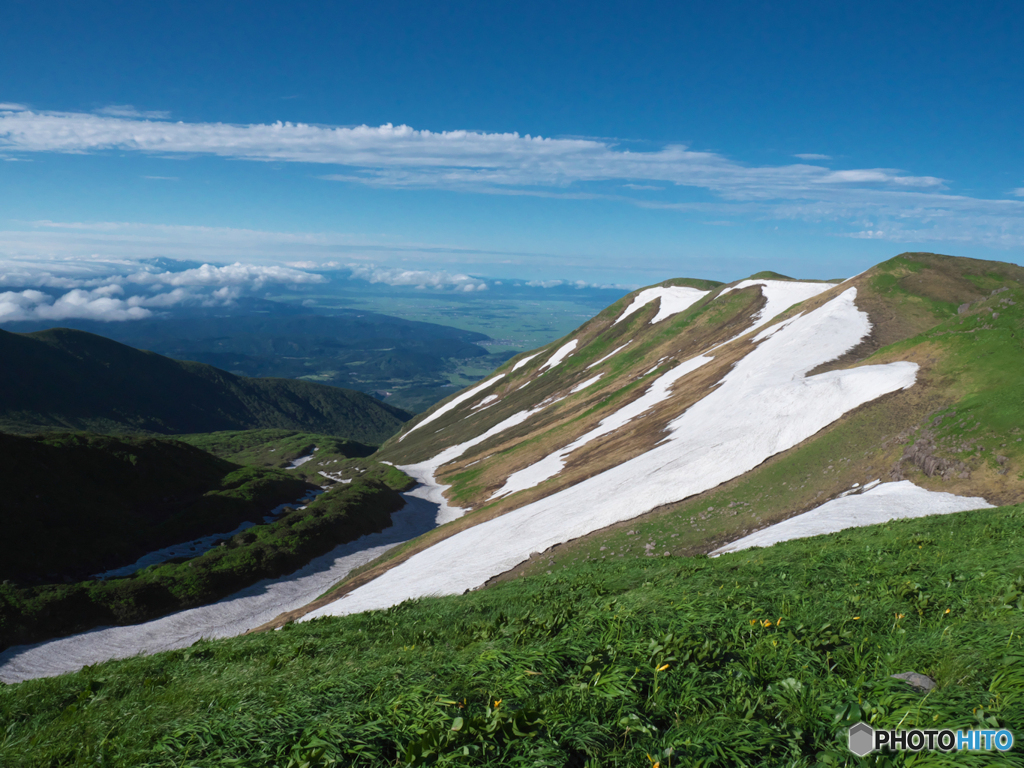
[1,104,1023,246]
[794,153,831,160]
[94,105,171,119]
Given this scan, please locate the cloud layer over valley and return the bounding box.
[0,259,327,322]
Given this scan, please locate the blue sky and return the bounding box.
[2,0,1023,310]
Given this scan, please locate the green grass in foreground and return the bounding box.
[3,506,1023,767]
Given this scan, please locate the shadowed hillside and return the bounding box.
[0,327,411,443]
[0,432,314,584]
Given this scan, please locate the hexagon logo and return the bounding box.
[848,722,875,756]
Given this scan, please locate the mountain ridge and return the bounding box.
[261,252,1024,623]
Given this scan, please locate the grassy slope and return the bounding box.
[2,505,1022,766]
[0,327,411,443]
[0,432,313,583]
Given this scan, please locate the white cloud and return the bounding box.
[0,256,334,322]
[127,262,327,289]
[0,286,152,322]
[1013,188,1024,197]
[0,103,27,111]
[94,105,171,119]
[1,107,1023,246]
[525,278,638,290]
[622,183,664,190]
[0,108,972,199]
[794,153,831,160]
[347,264,487,291]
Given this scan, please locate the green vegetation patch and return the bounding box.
[3,505,1022,766]
[177,429,376,484]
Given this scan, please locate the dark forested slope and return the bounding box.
[0,328,411,442]
[0,432,313,583]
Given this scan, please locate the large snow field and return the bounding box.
[490,280,838,500]
[305,288,921,620]
[491,354,712,499]
[710,481,993,556]
[399,374,505,441]
[613,286,709,325]
[0,494,442,684]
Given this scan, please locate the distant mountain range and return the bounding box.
[0,327,411,444]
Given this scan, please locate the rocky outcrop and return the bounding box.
[890,431,970,481]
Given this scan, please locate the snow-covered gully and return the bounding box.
[92,489,324,580]
[0,492,442,683]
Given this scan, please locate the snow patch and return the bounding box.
[710,481,992,556]
[614,286,709,325]
[93,490,324,579]
[285,447,318,469]
[569,374,604,394]
[511,353,540,372]
[472,394,498,410]
[540,339,578,371]
[399,375,504,441]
